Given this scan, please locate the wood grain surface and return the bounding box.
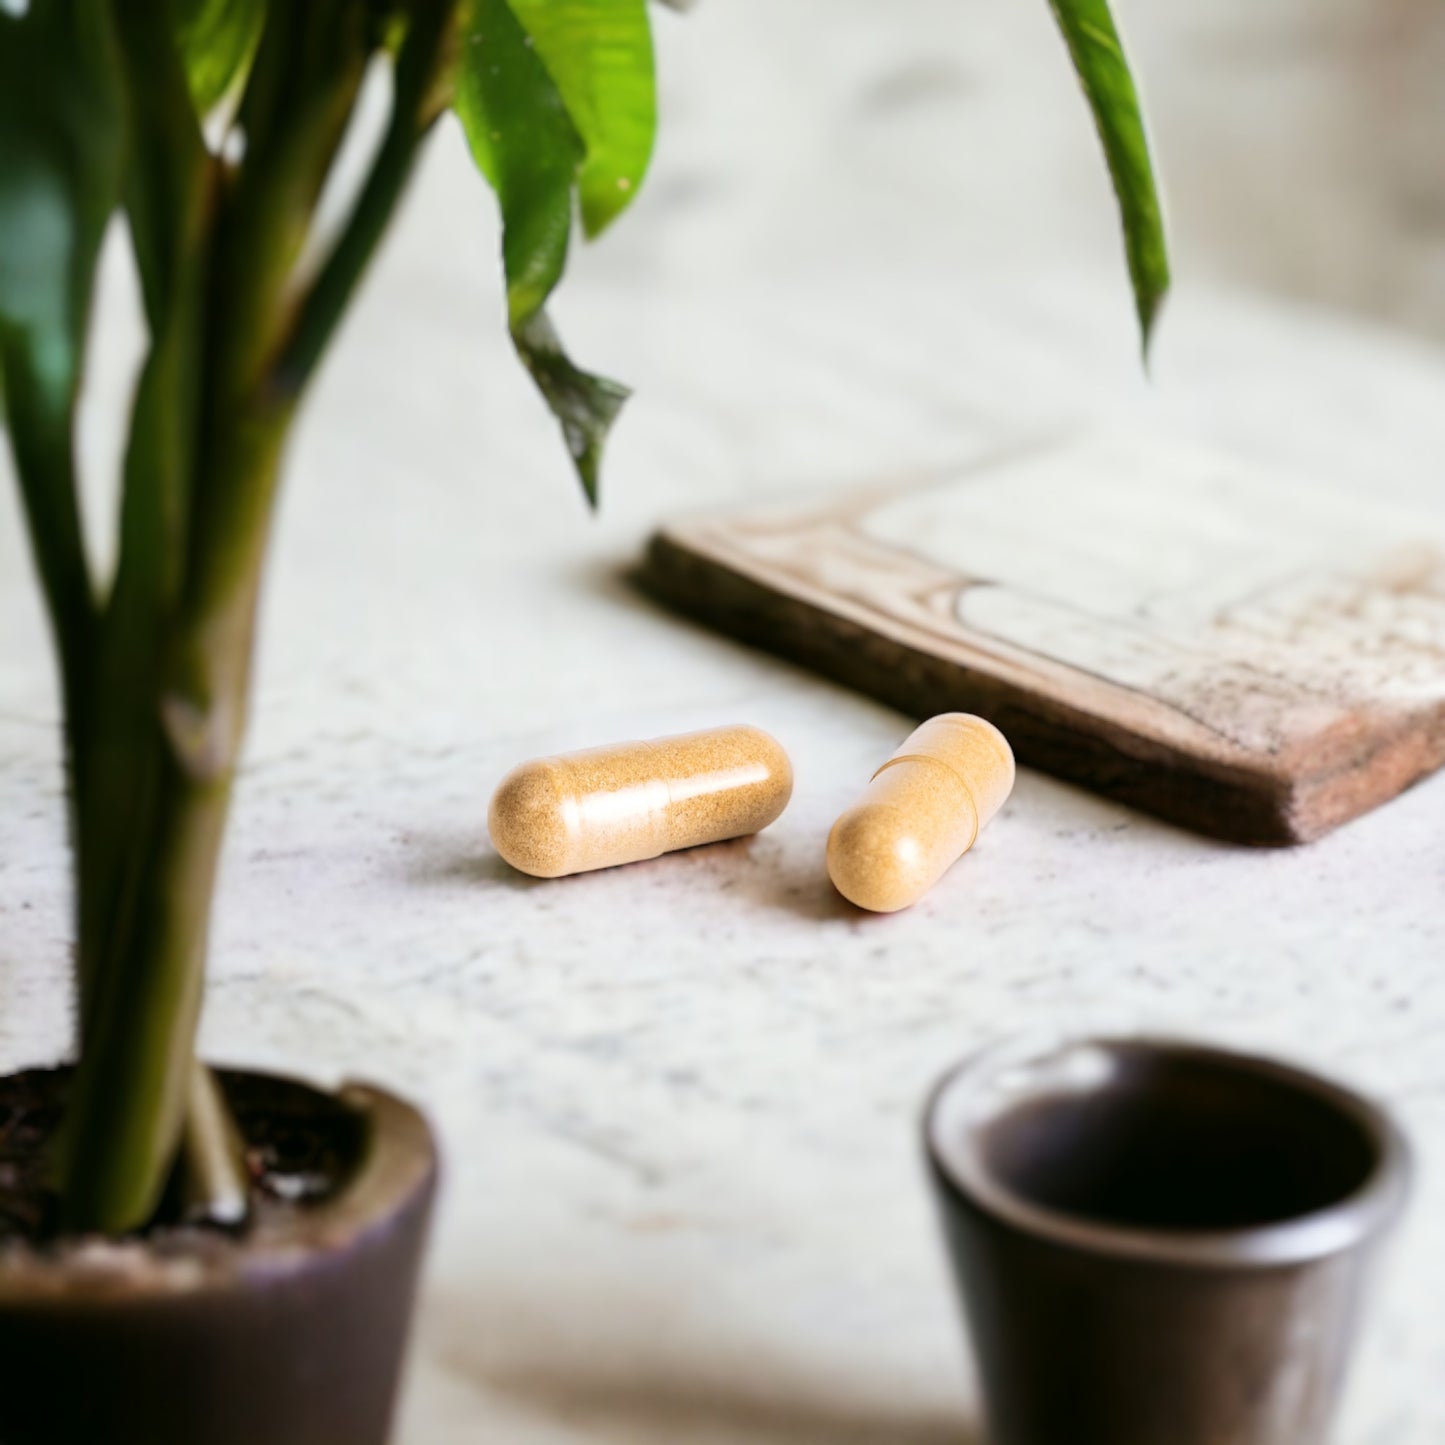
[641,433,1445,845]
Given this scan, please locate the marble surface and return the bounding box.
[5,11,1445,1437]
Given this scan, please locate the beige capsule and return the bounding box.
[489,725,793,878]
[827,713,1014,912]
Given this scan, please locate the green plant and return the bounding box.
[1,0,1166,1237]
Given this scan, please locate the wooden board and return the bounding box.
[639,432,1445,844]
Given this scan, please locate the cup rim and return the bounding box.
[924,1035,1413,1269]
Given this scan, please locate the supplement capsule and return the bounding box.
[827,713,1014,912]
[489,725,793,878]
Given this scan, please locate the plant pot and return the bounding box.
[925,1037,1411,1445]
[0,1067,438,1445]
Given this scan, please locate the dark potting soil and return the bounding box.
[0,1071,62,1240]
[0,1068,367,1245]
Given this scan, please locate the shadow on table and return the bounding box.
[442,1349,980,1445]
[402,822,863,922]
[403,831,546,891]
[693,838,861,924]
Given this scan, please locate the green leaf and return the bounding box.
[454,0,634,504]
[0,0,124,409]
[1047,0,1170,353]
[508,0,656,238]
[0,0,123,663]
[513,310,628,506]
[174,0,267,116]
[455,0,582,327]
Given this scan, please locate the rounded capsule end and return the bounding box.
[736,725,795,825]
[827,803,940,913]
[488,760,574,878]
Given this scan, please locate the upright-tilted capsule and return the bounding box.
[489,725,793,878]
[827,713,1014,912]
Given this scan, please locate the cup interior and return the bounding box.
[933,1040,1394,1238]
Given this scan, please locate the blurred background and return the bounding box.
[625,0,1445,339]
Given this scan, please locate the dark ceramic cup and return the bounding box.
[925,1037,1411,1445]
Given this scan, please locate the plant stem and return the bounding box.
[59,752,234,1231]
[276,0,453,395]
[0,349,96,698]
[55,2,226,1232]
[58,396,288,1234]
[56,0,454,1235]
[0,338,98,853]
[179,1060,248,1226]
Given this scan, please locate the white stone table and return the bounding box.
[3,140,1444,1441]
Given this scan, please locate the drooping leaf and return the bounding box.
[508,0,657,237]
[453,0,634,504]
[513,310,629,506]
[455,0,583,327]
[174,0,267,117]
[0,0,123,660]
[1047,0,1169,353]
[0,0,124,410]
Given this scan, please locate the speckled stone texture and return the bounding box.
[3,3,1445,1438]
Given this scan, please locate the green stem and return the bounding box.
[76,300,208,1038]
[56,0,337,1234]
[58,413,286,1235]
[276,0,452,395]
[0,338,97,813]
[56,2,227,1234]
[59,750,234,1232]
[57,0,452,1236]
[71,0,212,1043]
[0,348,95,686]
[179,1053,248,1226]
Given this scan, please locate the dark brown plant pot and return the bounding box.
[0,1067,438,1445]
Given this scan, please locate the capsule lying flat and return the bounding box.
[827,713,1014,912]
[489,725,794,878]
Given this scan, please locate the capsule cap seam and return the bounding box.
[870,753,981,853]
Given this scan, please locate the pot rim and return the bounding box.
[924,1034,1412,1270]
[0,1069,437,1302]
